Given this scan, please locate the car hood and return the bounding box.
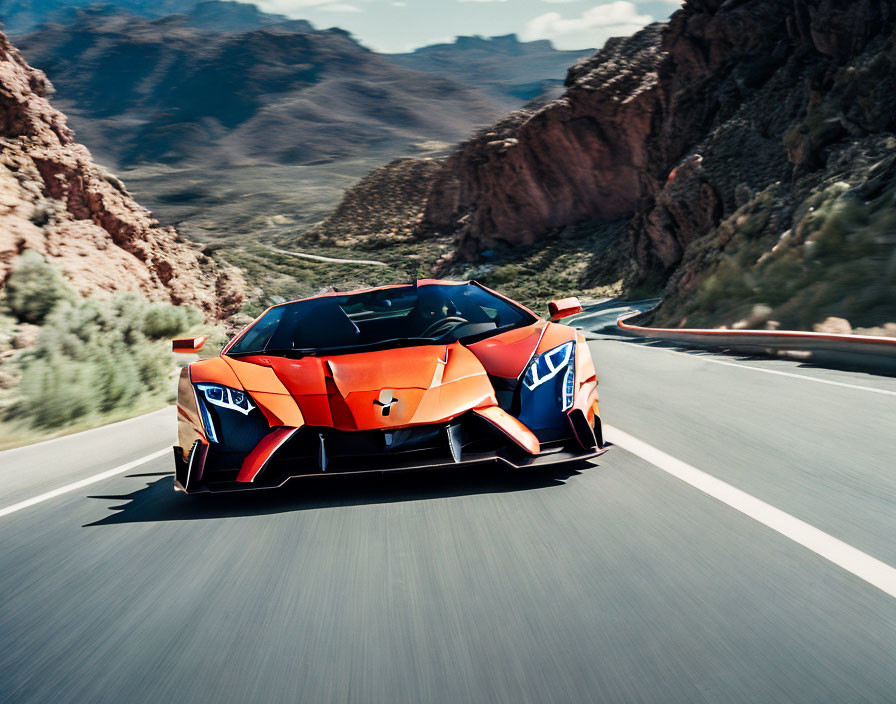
[217,343,498,431]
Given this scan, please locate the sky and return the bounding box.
[254,0,684,53]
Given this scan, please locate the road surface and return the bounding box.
[2,321,896,703]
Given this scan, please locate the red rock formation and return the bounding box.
[0,29,242,318]
[420,25,666,258]
[419,0,896,278]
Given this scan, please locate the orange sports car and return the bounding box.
[172,280,605,493]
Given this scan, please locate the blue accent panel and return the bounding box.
[517,342,576,441]
[196,395,219,444]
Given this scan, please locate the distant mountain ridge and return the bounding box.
[15,4,509,169]
[390,34,593,107]
[0,0,193,32]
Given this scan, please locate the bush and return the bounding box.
[3,250,76,324]
[142,302,203,339]
[17,356,98,428]
[8,290,215,429]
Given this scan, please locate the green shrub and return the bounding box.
[8,291,215,429]
[142,302,203,339]
[17,356,98,428]
[3,250,76,324]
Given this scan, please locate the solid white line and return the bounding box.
[0,407,175,457]
[605,425,896,600]
[0,448,170,519]
[616,341,896,397]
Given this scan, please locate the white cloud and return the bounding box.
[522,2,651,41]
[318,3,362,10]
[542,0,580,4]
[256,0,359,12]
[457,0,508,3]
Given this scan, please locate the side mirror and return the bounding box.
[548,297,583,321]
[172,336,207,353]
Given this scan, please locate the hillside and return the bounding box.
[16,5,505,169]
[13,3,566,242]
[0,27,241,317]
[311,0,896,333]
[0,0,196,32]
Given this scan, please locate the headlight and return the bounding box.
[196,383,256,415]
[194,383,256,444]
[523,341,576,411]
[523,341,573,390]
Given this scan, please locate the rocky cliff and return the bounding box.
[414,0,896,330]
[0,29,242,317]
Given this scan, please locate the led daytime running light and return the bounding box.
[523,341,574,391]
[195,383,256,416]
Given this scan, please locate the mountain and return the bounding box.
[11,4,586,243]
[0,28,242,317]
[389,34,594,108]
[0,0,195,33]
[181,1,313,33]
[330,0,896,332]
[15,5,506,169]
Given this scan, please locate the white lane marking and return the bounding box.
[0,448,170,518]
[611,340,896,397]
[605,425,896,600]
[0,407,174,457]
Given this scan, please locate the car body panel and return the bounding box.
[189,356,241,388]
[176,367,207,460]
[473,407,540,455]
[252,391,305,428]
[465,322,546,379]
[223,357,291,394]
[535,322,577,355]
[237,427,299,483]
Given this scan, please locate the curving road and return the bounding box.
[2,312,896,703]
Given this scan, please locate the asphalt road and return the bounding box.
[2,320,896,703]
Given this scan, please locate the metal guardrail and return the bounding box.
[617,316,896,372]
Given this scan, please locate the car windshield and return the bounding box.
[227,282,536,357]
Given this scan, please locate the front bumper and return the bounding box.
[174,412,606,493]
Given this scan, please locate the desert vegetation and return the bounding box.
[0,251,224,447]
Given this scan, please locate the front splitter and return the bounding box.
[175,445,609,494]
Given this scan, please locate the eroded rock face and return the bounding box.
[640,155,722,269]
[788,0,896,60]
[420,25,666,259]
[0,30,243,318]
[313,158,444,246]
[417,0,896,279]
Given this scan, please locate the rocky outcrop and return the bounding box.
[311,158,444,246]
[419,24,666,258]
[0,29,243,318]
[408,0,896,330]
[418,0,798,260]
